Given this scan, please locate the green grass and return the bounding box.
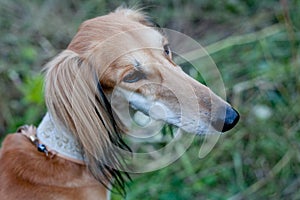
[0,0,299,199]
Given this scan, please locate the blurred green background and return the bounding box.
[0,0,299,199]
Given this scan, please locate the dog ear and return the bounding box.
[44,50,129,195]
[44,50,89,138]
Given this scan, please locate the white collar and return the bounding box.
[36,113,85,164]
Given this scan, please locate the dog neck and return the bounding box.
[36,113,112,199]
[36,113,85,164]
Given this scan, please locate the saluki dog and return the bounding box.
[0,8,239,200]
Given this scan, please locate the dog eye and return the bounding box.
[164,44,171,56]
[123,70,146,83]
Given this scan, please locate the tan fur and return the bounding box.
[0,7,238,200]
[0,131,107,200]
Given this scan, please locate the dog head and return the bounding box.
[44,8,239,194]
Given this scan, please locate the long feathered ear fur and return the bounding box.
[44,50,130,195]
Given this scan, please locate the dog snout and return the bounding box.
[212,106,240,132]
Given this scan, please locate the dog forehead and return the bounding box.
[98,25,164,60]
[85,12,164,46]
[122,28,163,49]
[69,9,167,55]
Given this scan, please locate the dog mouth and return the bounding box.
[129,101,210,135]
[113,88,239,136]
[112,88,185,137]
[127,105,180,140]
[125,92,211,135]
[128,95,181,127]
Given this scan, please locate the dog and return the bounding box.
[0,8,239,200]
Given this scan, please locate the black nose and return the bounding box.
[212,106,240,132]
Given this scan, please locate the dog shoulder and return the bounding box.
[0,133,36,158]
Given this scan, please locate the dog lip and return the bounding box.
[130,102,209,135]
[130,100,181,126]
[117,88,239,135]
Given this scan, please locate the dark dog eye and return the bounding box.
[164,44,171,56]
[123,70,146,83]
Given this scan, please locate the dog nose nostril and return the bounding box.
[212,106,240,132]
